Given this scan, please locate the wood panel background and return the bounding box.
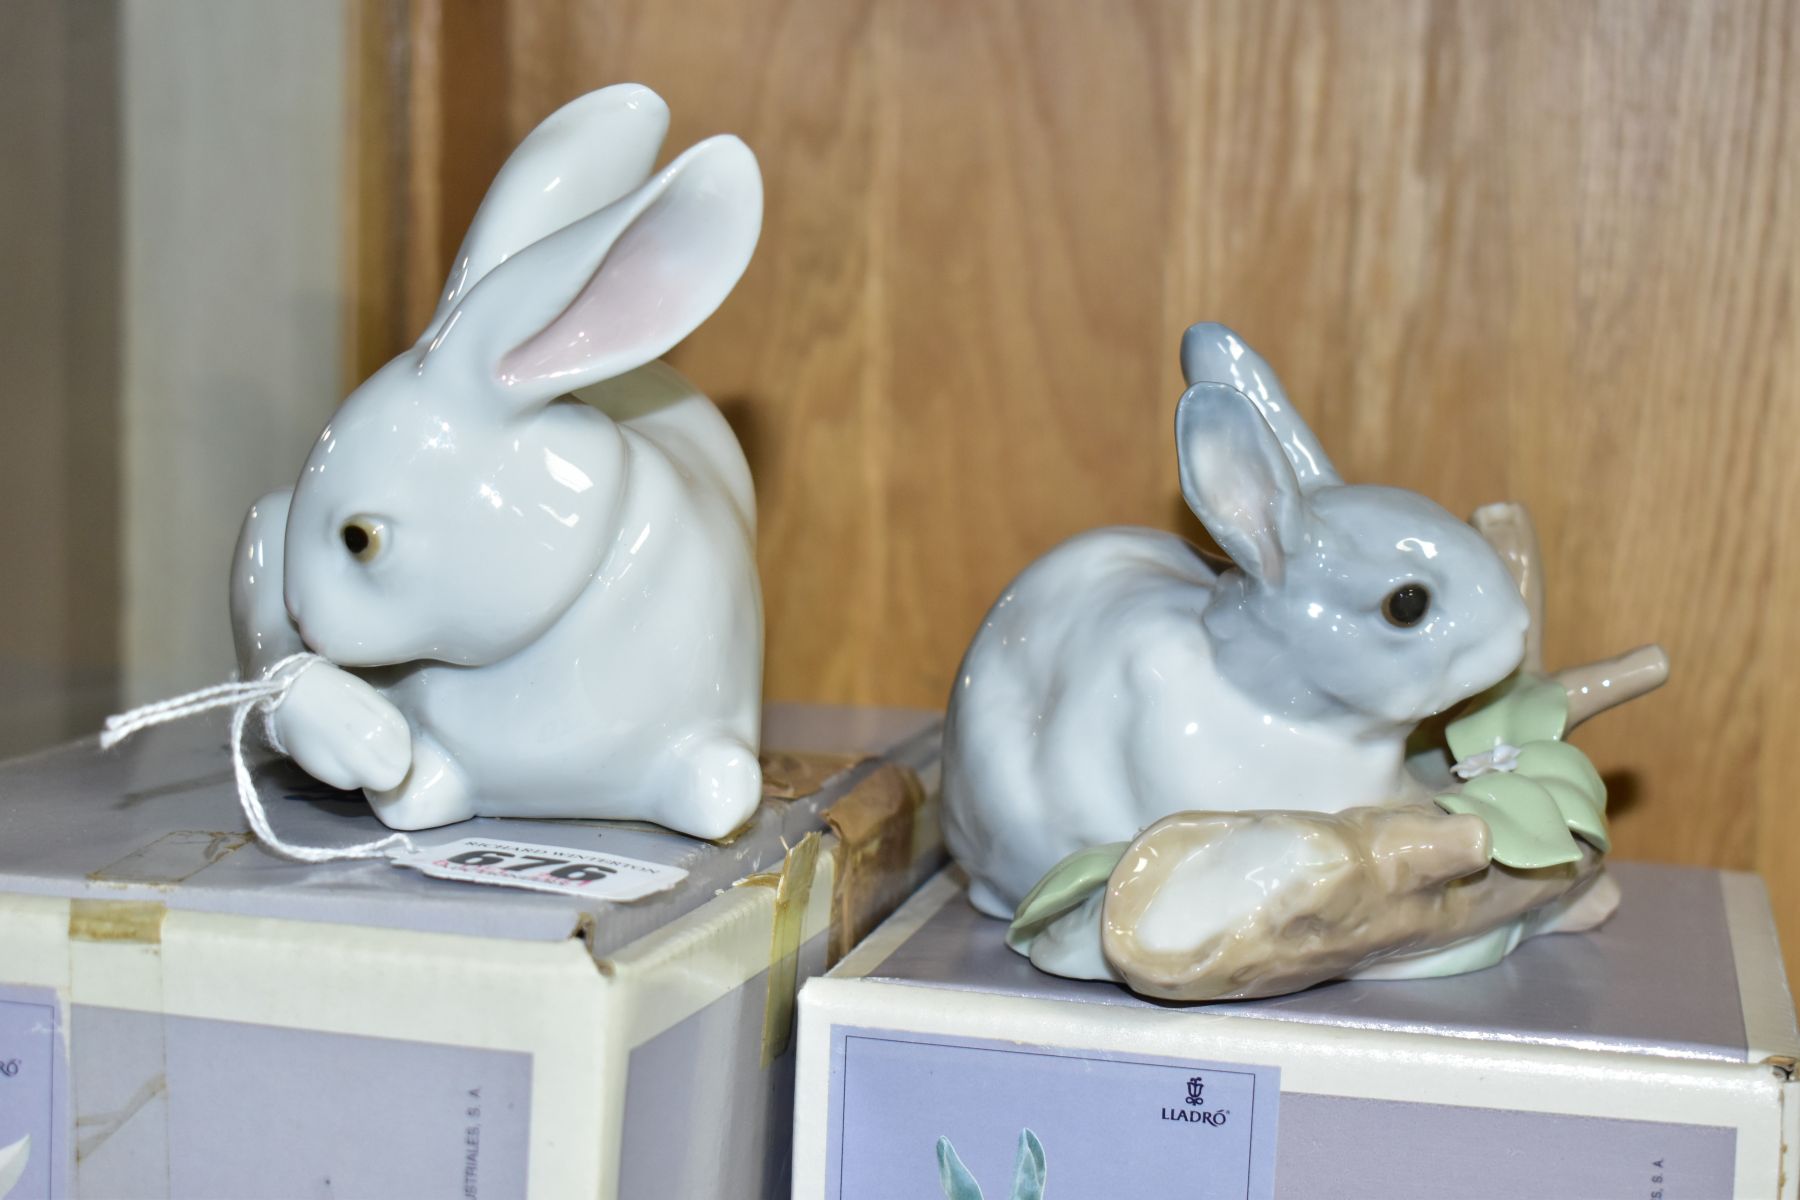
[348,0,1800,994]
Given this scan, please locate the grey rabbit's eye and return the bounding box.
[342,519,382,563]
[1381,583,1430,627]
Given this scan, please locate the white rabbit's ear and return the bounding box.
[1176,383,1307,584]
[1180,323,1340,489]
[420,84,671,344]
[426,135,761,404]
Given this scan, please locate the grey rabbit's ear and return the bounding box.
[1176,382,1307,585]
[1181,323,1340,488]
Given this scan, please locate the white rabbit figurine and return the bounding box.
[228,84,766,839]
[942,323,1531,918]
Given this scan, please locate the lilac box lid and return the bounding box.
[0,704,940,955]
[852,862,1800,1066]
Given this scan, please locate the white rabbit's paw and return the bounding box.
[366,736,477,831]
[272,663,413,793]
[668,736,762,841]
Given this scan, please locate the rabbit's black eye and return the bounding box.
[1381,583,1431,628]
[341,519,381,563]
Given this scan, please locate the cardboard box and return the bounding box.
[796,863,1799,1199]
[0,705,944,1199]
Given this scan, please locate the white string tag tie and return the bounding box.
[99,653,418,864]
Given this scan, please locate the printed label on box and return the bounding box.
[825,1026,1279,1200]
[392,837,688,899]
[64,1004,534,1199]
[0,985,67,1200]
[153,1010,533,1200]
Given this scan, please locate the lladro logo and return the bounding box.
[1162,1074,1229,1127]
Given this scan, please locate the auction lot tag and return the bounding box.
[392,837,687,900]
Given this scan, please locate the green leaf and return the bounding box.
[1011,1129,1046,1200]
[937,1137,984,1200]
[1438,774,1583,868]
[1516,741,1610,852]
[1438,671,1613,866]
[1007,842,1128,955]
[1446,673,1571,761]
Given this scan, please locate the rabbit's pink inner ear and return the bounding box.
[1185,444,1290,585]
[496,141,760,394]
[1177,384,1305,585]
[496,230,690,388]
